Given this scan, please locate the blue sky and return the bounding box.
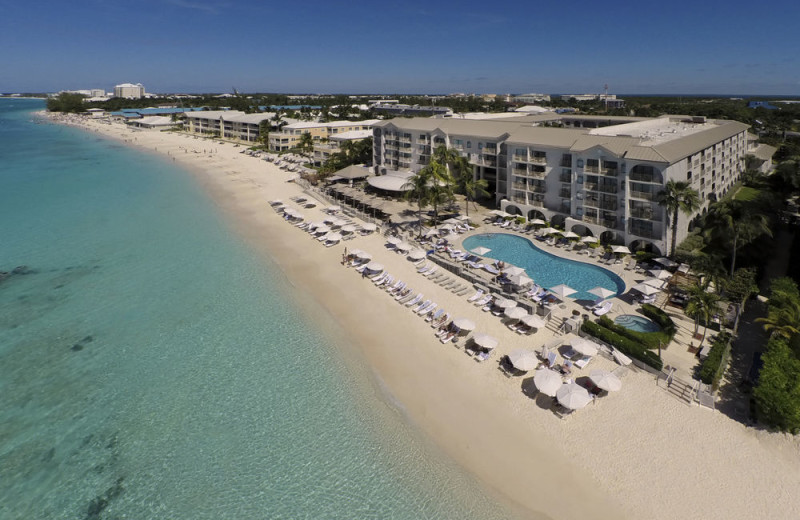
[2,0,799,95]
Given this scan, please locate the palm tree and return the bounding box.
[402,168,432,238]
[756,299,800,340]
[422,160,454,228]
[298,132,314,159]
[704,199,772,276]
[657,180,701,257]
[685,286,721,347]
[452,155,488,217]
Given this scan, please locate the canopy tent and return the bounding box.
[471,246,491,255]
[570,337,599,357]
[588,286,616,300]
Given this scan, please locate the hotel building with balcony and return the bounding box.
[183,111,276,142]
[269,120,379,152]
[372,114,749,255]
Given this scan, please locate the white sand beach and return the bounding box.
[46,112,800,520]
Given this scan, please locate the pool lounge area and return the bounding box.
[462,233,626,302]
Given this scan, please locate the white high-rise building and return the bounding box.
[113,83,145,99]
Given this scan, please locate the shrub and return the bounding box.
[641,304,677,338]
[698,332,732,385]
[582,320,664,371]
[754,338,800,433]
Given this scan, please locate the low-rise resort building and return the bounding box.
[372,113,749,256]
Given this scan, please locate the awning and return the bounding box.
[367,174,413,192]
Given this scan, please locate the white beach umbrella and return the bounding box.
[341,224,357,233]
[364,261,384,272]
[387,236,402,245]
[503,265,526,277]
[562,231,579,239]
[362,222,377,231]
[540,227,561,235]
[308,221,325,229]
[504,307,528,320]
[581,236,599,243]
[457,215,471,221]
[472,333,499,350]
[521,314,547,328]
[508,273,534,287]
[490,209,510,217]
[349,248,364,257]
[548,284,577,300]
[292,212,305,221]
[644,278,667,288]
[453,318,476,331]
[327,205,341,213]
[534,368,563,397]
[395,242,412,252]
[556,383,593,410]
[494,297,518,309]
[588,286,615,300]
[589,370,622,392]
[648,268,672,280]
[356,251,372,260]
[407,249,427,261]
[508,349,540,371]
[612,245,631,255]
[471,246,491,255]
[440,223,455,231]
[269,199,283,206]
[422,228,440,237]
[570,337,599,357]
[283,207,297,216]
[313,225,331,234]
[654,257,678,268]
[330,218,348,228]
[632,282,660,296]
[325,232,342,242]
[442,218,461,225]
[529,219,546,226]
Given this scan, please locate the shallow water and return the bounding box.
[0,100,521,519]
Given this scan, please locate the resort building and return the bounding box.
[113,83,146,99]
[183,111,276,142]
[269,120,379,152]
[512,93,551,103]
[312,129,373,166]
[372,114,749,255]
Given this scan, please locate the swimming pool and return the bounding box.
[462,233,625,301]
[614,314,662,333]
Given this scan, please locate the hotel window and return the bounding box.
[466,141,471,149]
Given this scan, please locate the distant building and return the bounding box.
[127,116,178,129]
[370,103,452,117]
[183,110,277,142]
[373,113,748,256]
[114,83,145,99]
[747,101,778,110]
[512,93,551,103]
[747,133,777,173]
[312,129,372,165]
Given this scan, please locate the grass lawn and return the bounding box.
[734,186,761,201]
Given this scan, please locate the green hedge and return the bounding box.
[582,320,664,371]
[641,304,677,338]
[698,332,732,385]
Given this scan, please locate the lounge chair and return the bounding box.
[432,313,450,330]
[422,265,439,277]
[584,298,604,311]
[427,308,445,323]
[474,295,492,307]
[418,302,437,316]
[546,351,558,368]
[404,293,423,307]
[412,299,431,313]
[467,290,484,302]
[371,271,386,282]
[593,301,613,316]
[476,350,492,362]
[396,289,414,302]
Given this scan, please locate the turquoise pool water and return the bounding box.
[462,233,625,301]
[614,314,661,333]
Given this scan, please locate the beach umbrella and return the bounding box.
[529,219,546,226]
[534,368,563,397]
[387,236,402,245]
[269,199,283,206]
[508,349,540,371]
[313,225,331,234]
[494,297,518,309]
[632,282,660,296]
[472,333,499,350]
[588,286,615,300]
[395,242,412,252]
[562,231,579,239]
[364,261,384,272]
[362,222,377,231]
[521,314,546,328]
[548,284,576,300]
[440,223,455,231]
[292,212,305,221]
[423,228,440,237]
[504,307,528,320]
[539,227,561,235]
[556,383,593,410]
[581,236,599,243]
[589,370,622,392]
[612,245,631,255]
[325,232,342,242]
[283,207,297,216]
[308,221,325,229]
[356,251,372,260]
[654,257,678,268]
[407,249,427,261]
[330,218,348,228]
[648,268,672,280]
[327,205,341,213]
[570,337,599,357]
[644,278,666,288]
[456,215,471,221]
[508,274,534,287]
[349,248,364,257]
[503,265,526,277]
[341,224,357,233]
[471,246,491,255]
[490,209,510,217]
[442,218,461,225]
[453,317,476,331]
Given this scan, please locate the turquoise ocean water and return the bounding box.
[0,99,520,519]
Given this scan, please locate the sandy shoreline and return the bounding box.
[45,112,800,520]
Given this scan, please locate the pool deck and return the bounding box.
[454,226,703,378]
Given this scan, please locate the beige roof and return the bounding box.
[333,164,372,179]
[752,143,777,161]
[648,121,749,162]
[225,112,275,124]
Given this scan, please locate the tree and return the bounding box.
[704,199,772,275]
[402,168,432,238]
[46,92,86,113]
[452,155,488,217]
[297,132,314,159]
[422,160,455,228]
[658,180,701,257]
[685,284,721,347]
[757,277,800,341]
[258,120,270,147]
[753,338,800,433]
[722,267,758,306]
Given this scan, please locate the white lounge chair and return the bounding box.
[418,302,437,316]
[427,308,445,323]
[422,265,438,277]
[467,289,484,302]
[413,299,431,313]
[593,301,613,316]
[404,293,423,307]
